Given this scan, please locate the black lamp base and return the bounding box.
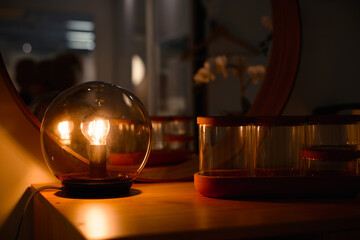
[62,178,133,198]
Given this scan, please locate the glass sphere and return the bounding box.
[40,81,152,191]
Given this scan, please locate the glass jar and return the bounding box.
[197,116,253,177]
[303,115,360,176]
[151,116,194,151]
[252,116,305,176]
[148,116,194,166]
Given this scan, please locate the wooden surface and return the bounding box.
[33,182,360,240]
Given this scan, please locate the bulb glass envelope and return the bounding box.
[40,81,152,187]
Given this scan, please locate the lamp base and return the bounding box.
[62,178,133,198]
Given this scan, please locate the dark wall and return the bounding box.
[284,0,360,114]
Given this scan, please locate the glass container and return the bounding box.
[148,116,194,166]
[197,116,252,177]
[252,116,305,176]
[40,81,152,194]
[303,115,360,176]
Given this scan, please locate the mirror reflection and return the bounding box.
[0,0,272,120]
[192,0,271,115]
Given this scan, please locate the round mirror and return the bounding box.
[0,0,300,185]
[0,0,300,126]
[190,0,300,116]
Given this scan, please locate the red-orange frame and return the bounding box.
[247,0,301,116]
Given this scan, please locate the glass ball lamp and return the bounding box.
[40,81,152,195]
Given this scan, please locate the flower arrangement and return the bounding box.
[193,55,266,114]
[192,15,272,115]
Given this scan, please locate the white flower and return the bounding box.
[193,61,215,84]
[247,65,266,84]
[204,61,211,70]
[215,55,228,78]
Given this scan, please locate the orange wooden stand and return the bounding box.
[194,173,360,198]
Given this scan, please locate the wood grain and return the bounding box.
[33,182,360,240]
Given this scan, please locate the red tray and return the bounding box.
[194,173,360,198]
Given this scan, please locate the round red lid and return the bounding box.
[197,116,253,126]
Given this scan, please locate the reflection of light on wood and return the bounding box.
[79,204,111,239]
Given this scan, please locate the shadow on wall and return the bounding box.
[14,51,83,121]
[0,188,33,240]
[0,55,58,238]
[283,0,360,115]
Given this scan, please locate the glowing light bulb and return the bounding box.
[81,118,110,178]
[58,121,74,145]
[81,118,110,145]
[40,81,152,194]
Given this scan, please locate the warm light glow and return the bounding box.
[76,204,111,239]
[131,55,145,86]
[81,119,110,145]
[58,121,73,141]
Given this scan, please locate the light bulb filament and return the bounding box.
[82,119,110,145]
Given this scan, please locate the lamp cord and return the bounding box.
[15,185,63,240]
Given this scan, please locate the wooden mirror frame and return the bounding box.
[1,58,41,128]
[246,0,300,116]
[0,0,300,129]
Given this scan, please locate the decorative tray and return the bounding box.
[194,173,360,198]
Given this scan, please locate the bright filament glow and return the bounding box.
[58,121,73,142]
[81,119,110,145]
